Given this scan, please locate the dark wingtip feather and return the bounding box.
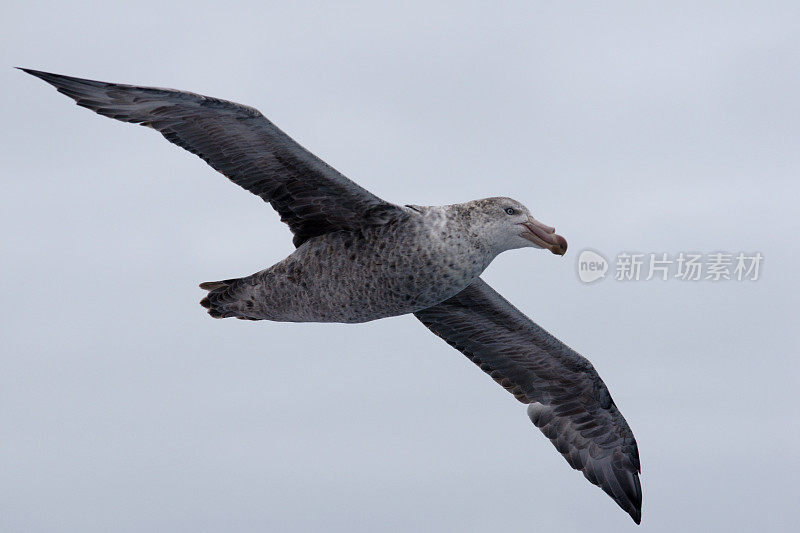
[613,469,642,524]
[199,281,229,290]
[18,67,63,82]
[18,68,107,90]
[18,67,60,86]
[629,474,642,524]
[629,499,642,524]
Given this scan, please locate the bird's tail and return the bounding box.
[199,278,260,320]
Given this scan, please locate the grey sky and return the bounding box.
[2,2,798,531]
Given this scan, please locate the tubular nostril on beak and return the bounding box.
[528,216,555,234]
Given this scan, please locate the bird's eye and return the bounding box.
[504,207,516,215]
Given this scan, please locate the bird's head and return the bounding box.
[467,197,568,256]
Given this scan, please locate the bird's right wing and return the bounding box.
[414,278,642,524]
[21,69,403,247]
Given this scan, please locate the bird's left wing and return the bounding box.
[20,69,402,247]
[414,278,642,524]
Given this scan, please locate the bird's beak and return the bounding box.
[520,216,568,255]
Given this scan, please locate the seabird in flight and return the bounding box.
[21,68,642,524]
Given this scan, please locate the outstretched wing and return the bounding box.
[415,278,642,524]
[21,68,402,246]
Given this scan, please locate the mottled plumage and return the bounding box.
[201,204,498,322]
[22,68,642,524]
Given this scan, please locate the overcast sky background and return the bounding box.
[2,2,799,531]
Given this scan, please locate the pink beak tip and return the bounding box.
[554,234,568,255]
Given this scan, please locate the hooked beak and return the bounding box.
[520,216,568,255]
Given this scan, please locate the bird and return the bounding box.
[21,68,642,524]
